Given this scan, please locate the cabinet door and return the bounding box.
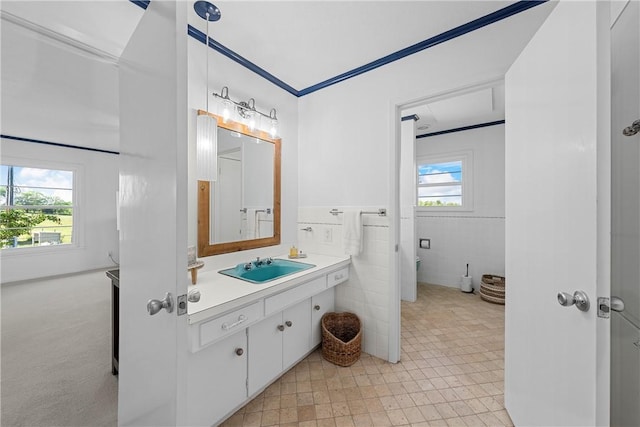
[311,288,335,347]
[247,311,283,396]
[282,299,312,369]
[187,330,247,427]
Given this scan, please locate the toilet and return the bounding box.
[416,256,421,272]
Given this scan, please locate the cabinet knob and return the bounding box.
[314,305,321,311]
[285,320,292,327]
[235,348,244,356]
[277,324,285,332]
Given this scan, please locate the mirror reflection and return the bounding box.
[212,128,274,244]
[198,111,281,257]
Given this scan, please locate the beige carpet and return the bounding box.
[1,269,118,427]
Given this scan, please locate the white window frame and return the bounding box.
[1,156,83,254]
[416,150,474,212]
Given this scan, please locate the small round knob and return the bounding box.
[314,305,321,311]
[285,320,292,327]
[277,325,285,331]
[235,348,244,356]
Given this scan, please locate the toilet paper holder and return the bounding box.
[419,238,430,249]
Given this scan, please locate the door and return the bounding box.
[611,1,640,425]
[187,330,247,426]
[214,154,242,242]
[118,2,188,425]
[400,117,417,302]
[311,288,335,346]
[282,299,312,369]
[248,311,283,396]
[504,2,610,426]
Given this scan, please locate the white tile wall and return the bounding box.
[298,207,390,361]
[416,215,505,289]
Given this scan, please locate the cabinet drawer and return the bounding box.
[199,301,262,348]
[265,276,326,315]
[327,266,349,288]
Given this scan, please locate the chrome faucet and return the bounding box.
[243,262,252,270]
[255,257,263,266]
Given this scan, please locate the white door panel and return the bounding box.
[504,2,610,426]
[611,1,640,425]
[118,2,188,425]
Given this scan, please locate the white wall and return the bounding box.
[298,207,390,359]
[297,4,552,361]
[415,124,505,289]
[0,139,119,283]
[0,18,120,283]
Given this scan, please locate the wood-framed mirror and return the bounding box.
[197,110,281,256]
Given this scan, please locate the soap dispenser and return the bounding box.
[289,245,298,258]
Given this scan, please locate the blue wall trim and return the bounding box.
[1,135,120,155]
[129,0,149,10]
[187,25,298,96]
[297,1,547,96]
[133,1,546,98]
[416,120,505,139]
[401,115,419,122]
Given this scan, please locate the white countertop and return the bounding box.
[187,253,351,324]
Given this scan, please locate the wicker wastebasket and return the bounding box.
[321,312,362,367]
[479,274,506,304]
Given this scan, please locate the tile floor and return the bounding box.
[221,283,511,427]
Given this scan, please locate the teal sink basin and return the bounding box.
[219,258,315,284]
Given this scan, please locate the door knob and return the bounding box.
[235,348,244,356]
[610,296,625,312]
[277,324,285,331]
[147,293,174,315]
[188,289,201,303]
[557,290,590,312]
[285,320,293,327]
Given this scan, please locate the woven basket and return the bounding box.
[480,274,506,304]
[481,274,506,287]
[321,312,362,367]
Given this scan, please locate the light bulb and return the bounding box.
[248,112,256,131]
[270,118,278,138]
[222,99,232,123]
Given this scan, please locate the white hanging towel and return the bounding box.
[342,210,363,255]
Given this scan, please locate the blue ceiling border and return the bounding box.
[187,25,298,96]
[130,1,547,98]
[1,134,120,155]
[416,120,505,139]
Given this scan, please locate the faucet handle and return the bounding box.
[265,257,273,264]
[243,262,252,270]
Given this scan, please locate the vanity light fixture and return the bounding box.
[212,87,279,136]
[195,1,221,182]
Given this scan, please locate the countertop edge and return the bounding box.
[187,257,350,325]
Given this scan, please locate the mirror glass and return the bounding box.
[198,111,281,256]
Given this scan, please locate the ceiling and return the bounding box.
[0,1,554,146]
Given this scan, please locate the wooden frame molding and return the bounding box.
[197,110,281,256]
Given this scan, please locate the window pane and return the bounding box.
[1,165,74,249]
[418,161,462,184]
[11,167,73,189]
[418,185,462,206]
[12,187,73,207]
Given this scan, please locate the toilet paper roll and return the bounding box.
[461,275,473,293]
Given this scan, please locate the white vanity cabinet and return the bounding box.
[247,298,311,396]
[187,256,351,426]
[187,329,247,427]
[311,287,335,347]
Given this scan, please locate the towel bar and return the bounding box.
[329,208,386,217]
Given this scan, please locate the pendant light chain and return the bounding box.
[205,13,210,113]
